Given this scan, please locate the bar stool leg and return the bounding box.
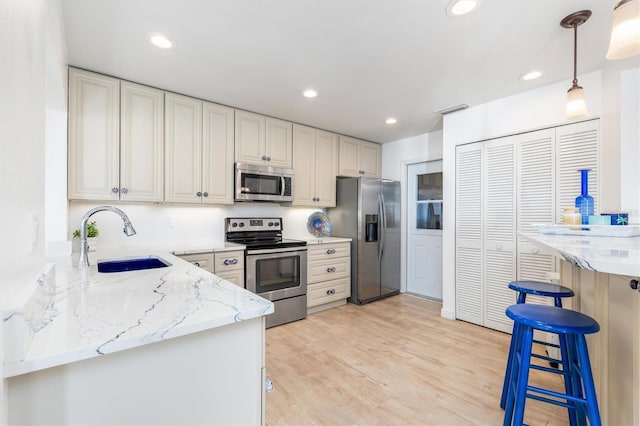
[503,322,525,426]
[558,334,578,426]
[513,326,534,426]
[576,335,601,426]
[566,334,587,426]
[501,321,520,409]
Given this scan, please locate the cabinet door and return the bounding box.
[314,130,338,207]
[265,117,293,168]
[483,139,516,333]
[338,136,360,177]
[292,124,316,205]
[359,140,381,177]
[455,144,484,326]
[165,93,203,203]
[120,82,164,202]
[68,68,120,200]
[516,129,557,287]
[202,102,234,204]
[235,110,266,165]
[556,119,599,220]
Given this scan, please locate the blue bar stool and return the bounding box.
[503,304,601,426]
[500,280,575,409]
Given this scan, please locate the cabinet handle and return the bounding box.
[196,191,202,197]
[532,248,539,254]
[630,279,639,290]
[267,156,271,161]
[194,262,201,267]
[326,289,336,295]
[112,187,119,194]
[203,192,208,197]
[327,266,336,273]
[262,155,267,161]
[496,244,503,251]
[223,258,239,265]
[359,170,364,175]
[326,249,336,255]
[121,187,128,194]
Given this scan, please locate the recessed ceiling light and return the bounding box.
[303,89,318,98]
[520,70,543,81]
[385,118,397,125]
[150,34,172,49]
[446,0,480,17]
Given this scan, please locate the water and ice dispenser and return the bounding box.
[365,214,378,242]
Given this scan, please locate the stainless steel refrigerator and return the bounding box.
[328,177,401,304]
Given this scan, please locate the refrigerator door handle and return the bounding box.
[378,193,386,261]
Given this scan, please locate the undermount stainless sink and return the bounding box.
[97,255,172,273]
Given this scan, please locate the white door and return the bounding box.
[407,161,443,300]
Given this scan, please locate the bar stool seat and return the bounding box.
[508,280,574,307]
[500,280,575,410]
[503,304,601,426]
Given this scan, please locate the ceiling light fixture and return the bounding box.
[606,0,640,60]
[446,0,480,17]
[561,10,591,120]
[435,104,469,115]
[303,89,318,98]
[385,118,397,125]
[150,34,172,49]
[520,70,543,81]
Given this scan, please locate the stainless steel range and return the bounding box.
[225,217,307,328]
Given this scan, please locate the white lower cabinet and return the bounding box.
[176,250,245,287]
[455,119,599,333]
[307,242,351,311]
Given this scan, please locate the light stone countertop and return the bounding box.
[304,237,352,244]
[2,247,273,379]
[520,232,640,277]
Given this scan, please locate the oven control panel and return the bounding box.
[226,217,282,232]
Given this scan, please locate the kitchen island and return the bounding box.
[520,232,640,426]
[3,248,273,425]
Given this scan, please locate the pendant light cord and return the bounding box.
[573,24,578,86]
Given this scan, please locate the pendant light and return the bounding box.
[561,10,591,120]
[607,0,640,60]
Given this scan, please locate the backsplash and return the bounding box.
[68,202,321,250]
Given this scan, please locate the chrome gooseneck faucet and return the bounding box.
[77,206,136,267]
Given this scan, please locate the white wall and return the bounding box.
[442,61,639,320]
[67,202,322,251]
[0,0,68,423]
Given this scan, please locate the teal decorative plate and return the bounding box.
[307,212,333,237]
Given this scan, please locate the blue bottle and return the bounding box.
[575,169,594,225]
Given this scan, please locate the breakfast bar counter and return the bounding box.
[520,232,640,426]
[3,247,273,425]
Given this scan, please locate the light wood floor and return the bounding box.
[266,294,569,426]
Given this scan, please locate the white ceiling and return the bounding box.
[61,0,617,143]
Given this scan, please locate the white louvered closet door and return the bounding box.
[455,143,483,326]
[556,120,599,220]
[516,129,557,298]
[484,139,516,333]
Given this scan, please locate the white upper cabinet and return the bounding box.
[119,81,164,202]
[202,102,235,204]
[338,136,381,178]
[68,68,120,200]
[292,124,338,207]
[68,69,164,202]
[165,94,234,204]
[235,110,292,168]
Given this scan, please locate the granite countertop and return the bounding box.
[2,247,273,379]
[520,232,640,277]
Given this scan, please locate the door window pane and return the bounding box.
[417,202,443,230]
[417,172,443,200]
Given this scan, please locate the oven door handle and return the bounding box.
[246,247,307,255]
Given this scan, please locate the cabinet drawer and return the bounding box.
[214,251,244,271]
[177,253,214,273]
[308,242,350,261]
[215,270,245,288]
[308,257,350,284]
[308,277,350,307]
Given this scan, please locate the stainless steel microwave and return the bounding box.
[235,163,294,202]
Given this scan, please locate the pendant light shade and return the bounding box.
[561,10,591,120]
[566,85,589,119]
[606,0,640,60]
